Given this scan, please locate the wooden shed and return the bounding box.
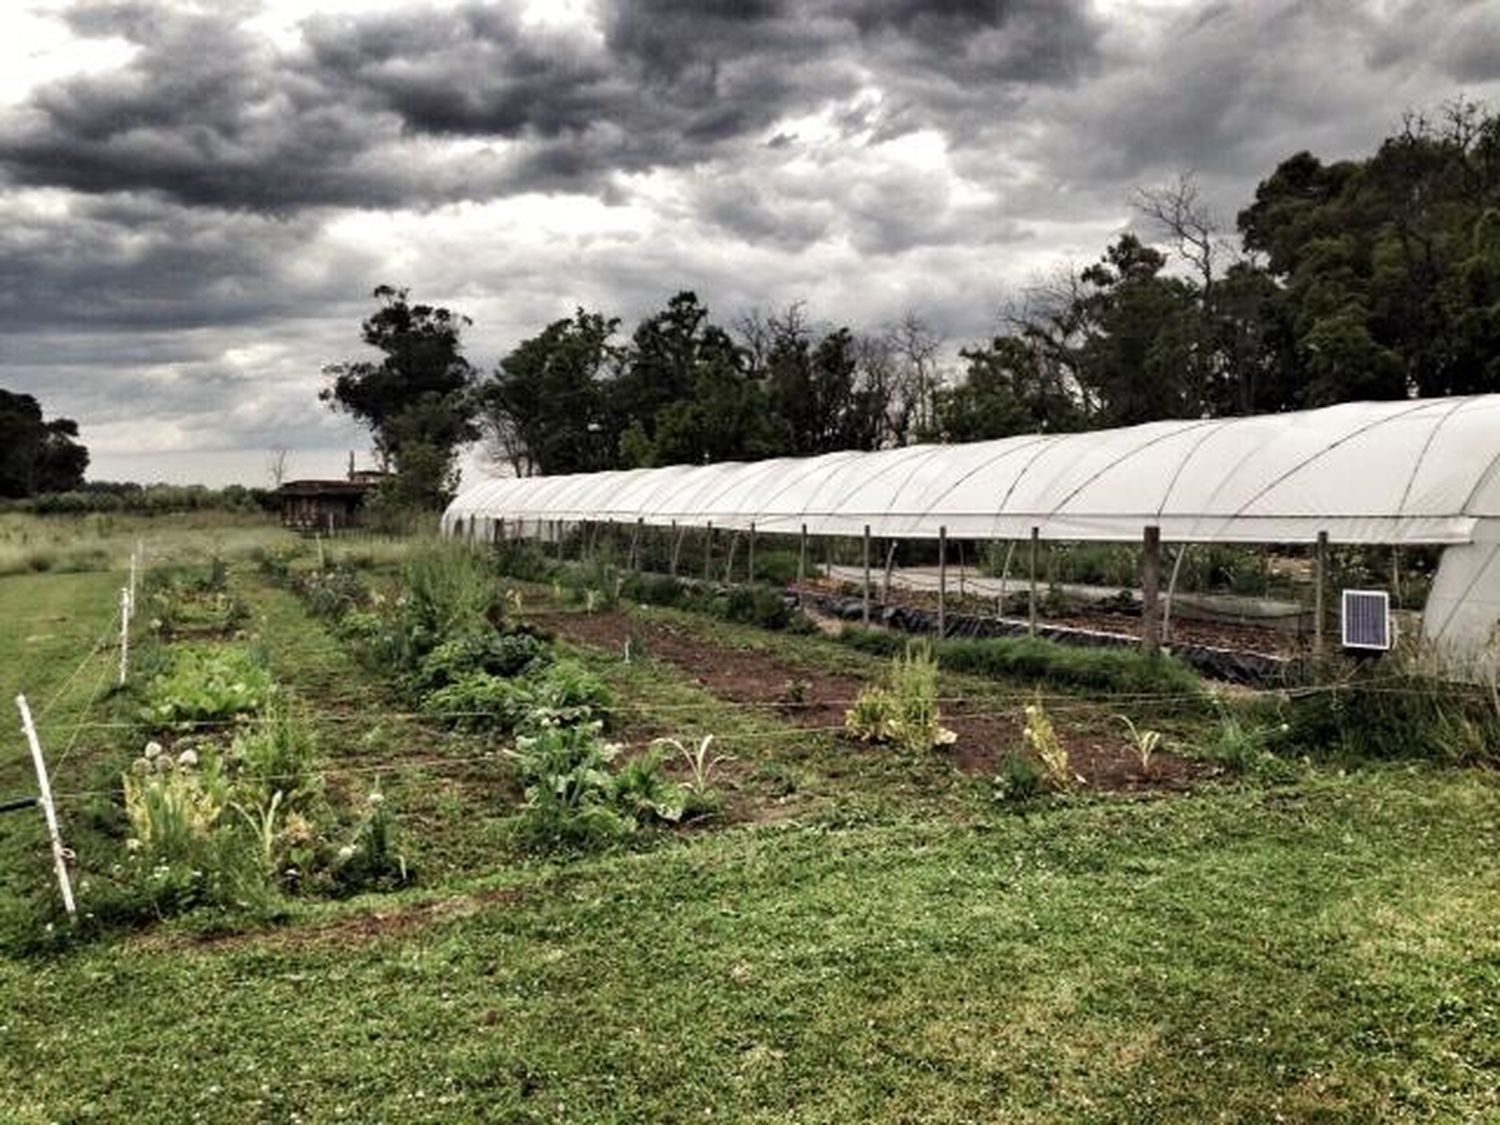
[275,478,381,532]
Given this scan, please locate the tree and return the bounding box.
[267,446,289,488]
[0,389,89,497]
[480,310,620,476]
[321,285,478,505]
[1238,100,1500,404]
[933,336,1082,442]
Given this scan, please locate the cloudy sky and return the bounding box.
[1,0,1497,485]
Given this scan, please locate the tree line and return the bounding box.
[323,100,1500,505]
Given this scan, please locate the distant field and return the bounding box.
[0,518,1497,1123]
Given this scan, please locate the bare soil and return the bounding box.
[533,609,1206,794]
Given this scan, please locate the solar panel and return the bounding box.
[1341,589,1392,650]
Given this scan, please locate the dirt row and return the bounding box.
[531,610,1205,793]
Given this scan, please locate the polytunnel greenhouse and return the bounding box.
[444,394,1500,667]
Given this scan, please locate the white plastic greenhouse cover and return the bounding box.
[446,395,1500,547]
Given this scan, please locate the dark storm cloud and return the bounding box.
[0,194,372,331]
[0,0,1103,212]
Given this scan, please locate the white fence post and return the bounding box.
[16,694,76,917]
[118,586,130,687]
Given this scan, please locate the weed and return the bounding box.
[329,791,410,895]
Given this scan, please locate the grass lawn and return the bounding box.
[1,549,1498,1122]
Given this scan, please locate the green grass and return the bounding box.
[3,536,1500,1121]
[1,770,1497,1121]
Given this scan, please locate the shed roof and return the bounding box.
[446,395,1500,545]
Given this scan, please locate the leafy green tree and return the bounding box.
[932,336,1081,442]
[0,389,89,497]
[481,310,620,475]
[322,285,478,504]
[611,292,782,466]
[1239,101,1500,404]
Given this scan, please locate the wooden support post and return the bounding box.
[748,522,757,585]
[1141,525,1162,654]
[862,524,872,626]
[937,526,948,638]
[1028,527,1039,637]
[16,695,75,917]
[669,521,681,577]
[704,522,714,583]
[1314,530,1329,657]
[798,524,808,584]
[629,518,643,572]
[118,586,130,687]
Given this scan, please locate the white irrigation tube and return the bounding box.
[16,694,76,917]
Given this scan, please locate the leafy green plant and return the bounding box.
[653,733,734,818]
[520,659,614,731]
[1022,693,1075,790]
[409,629,548,696]
[844,685,900,743]
[1117,714,1163,773]
[844,642,955,752]
[507,722,634,852]
[611,748,689,824]
[421,671,532,730]
[993,749,1046,803]
[230,697,319,804]
[141,646,275,727]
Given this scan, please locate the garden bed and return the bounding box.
[531,609,1208,794]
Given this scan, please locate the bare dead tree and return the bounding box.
[1133,171,1232,291]
[854,331,906,446]
[887,311,943,438]
[267,445,290,488]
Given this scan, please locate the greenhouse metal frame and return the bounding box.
[445,395,1500,665]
